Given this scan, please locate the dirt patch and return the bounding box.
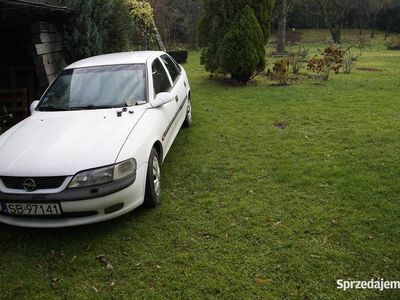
[309,82,326,86]
[208,75,257,86]
[268,83,290,88]
[273,121,289,129]
[356,67,385,72]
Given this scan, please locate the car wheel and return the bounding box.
[183,97,192,128]
[143,148,161,208]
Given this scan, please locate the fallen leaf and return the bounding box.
[51,278,60,289]
[97,255,113,270]
[70,256,77,264]
[203,233,211,239]
[156,265,161,269]
[331,219,339,225]
[96,254,107,262]
[256,278,269,286]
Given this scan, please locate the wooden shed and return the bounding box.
[0,0,72,127]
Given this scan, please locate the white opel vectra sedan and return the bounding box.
[0,51,192,228]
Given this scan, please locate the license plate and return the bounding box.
[1,202,62,216]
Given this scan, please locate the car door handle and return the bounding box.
[175,96,179,102]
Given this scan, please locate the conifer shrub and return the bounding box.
[64,0,131,63]
[217,6,266,83]
[198,0,274,84]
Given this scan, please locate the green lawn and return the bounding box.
[1,30,400,299]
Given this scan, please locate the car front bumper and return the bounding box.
[0,165,147,228]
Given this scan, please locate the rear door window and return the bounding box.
[152,58,172,95]
[161,55,181,84]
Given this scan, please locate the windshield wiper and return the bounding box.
[37,105,69,112]
[69,105,127,111]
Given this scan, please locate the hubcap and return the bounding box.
[152,156,161,197]
[187,100,192,123]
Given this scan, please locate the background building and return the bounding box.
[0,0,72,126]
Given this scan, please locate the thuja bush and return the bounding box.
[64,0,131,63]
[199,0,274,84]
[218,6,266,83]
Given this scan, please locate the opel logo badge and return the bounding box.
[23,178,37,192]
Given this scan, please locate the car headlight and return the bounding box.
[68,159,136,189]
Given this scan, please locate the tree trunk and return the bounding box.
[152,18,166,52]
[329,26,342,44]
[277,0,287,54]
[371,11,378,38]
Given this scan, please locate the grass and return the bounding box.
[1,29,400,299]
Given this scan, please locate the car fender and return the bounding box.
[116,108,166,169]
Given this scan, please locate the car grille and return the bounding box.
[1,176,66,190]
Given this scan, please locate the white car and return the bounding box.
[0,51,192,228]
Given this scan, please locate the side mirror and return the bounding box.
[151,92,174,108]
[30,100,40,115]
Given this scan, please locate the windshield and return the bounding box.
[37,64,147,111]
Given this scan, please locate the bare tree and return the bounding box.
[149,0,203,48]
[367,0,392,38]
[277,0,287,53]
[302,0,355,43]
[275,0,299,53]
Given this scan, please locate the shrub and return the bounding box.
[64,0,131,63]
[198,0,274,84]
[272,59,290,85]
[218,5,266,83]
[307,46,343,81]
[287,47,309,74]
[127,0,157,50]
[167,50,188,64]
[342,52,353,74]
[387,36,400,50]
[286,31,303,45]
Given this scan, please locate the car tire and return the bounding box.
[183,97,192,128]
[143,148,162,208]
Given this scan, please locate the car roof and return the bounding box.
[65,51,165,69]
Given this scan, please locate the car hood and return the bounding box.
[0,108,146,177]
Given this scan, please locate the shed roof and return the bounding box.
[0,0,73,25]
[0,0,70,10]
